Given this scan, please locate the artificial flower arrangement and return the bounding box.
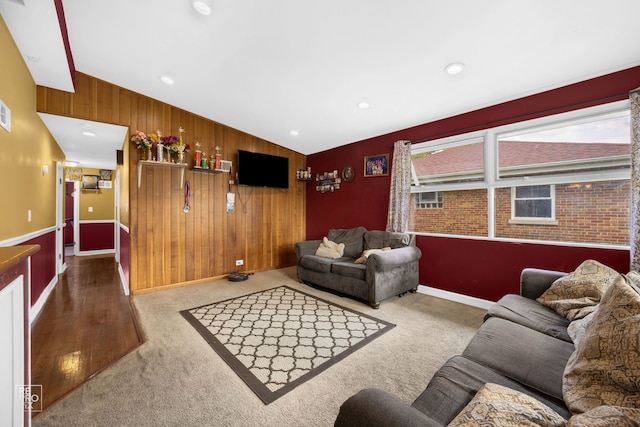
[131,128,190,161]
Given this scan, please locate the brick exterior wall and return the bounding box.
[410,180,629,245]
[495,180,629,245]
[409,189,488,237]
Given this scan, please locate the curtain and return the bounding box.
[631,88,640,271]
[386,140,412,232]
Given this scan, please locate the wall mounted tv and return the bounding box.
[237,149,289,189]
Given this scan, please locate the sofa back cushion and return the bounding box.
[563,274,640,414]
[364,230,412,250]
[328,227,367,258]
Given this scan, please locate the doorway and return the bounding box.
[64,181,76,257]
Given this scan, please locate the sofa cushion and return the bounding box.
[563,274,640,414]
[485,294,571,342]
[448,383,567,427]
[412,355,572,425]
[567,405,640,426]
[328,227,367,258]
[462,317,575,401]
[299,255,337,273]
[331,262,366,281]
[354,247,391,264]
[536,259,619,321]
[314,237,345,259]
[364,230,411,250]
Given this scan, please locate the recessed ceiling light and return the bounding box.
[82,131,95,137]
[357,102,370,109]
[160,75,175,85]
[191,0,212,15]
[445,62,465,75]
[289,130,299,136]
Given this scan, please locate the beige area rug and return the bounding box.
[33,267,486,427]
[181,286,395,404]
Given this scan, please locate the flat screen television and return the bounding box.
[237,150,289,189]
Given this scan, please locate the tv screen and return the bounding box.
[237,150,289,189]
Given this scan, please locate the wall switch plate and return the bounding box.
[235,259,244,266]
[88,207,93,212]
[0,100,11,133]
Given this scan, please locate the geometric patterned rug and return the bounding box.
[180,286,395,404]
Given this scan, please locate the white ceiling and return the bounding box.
[2,0,640,169]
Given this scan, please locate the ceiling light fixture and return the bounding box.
[191,0,212,15]
[357,102,370,109]
[289,130,299,136]
[66,160,79,167]
[82,131,95,137]
[444,62,465,75]
[160,75,175,85]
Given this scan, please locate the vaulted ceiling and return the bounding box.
[2,0,640,169]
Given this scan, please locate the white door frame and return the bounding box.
[55,162,65,274]
[114,170,120,263]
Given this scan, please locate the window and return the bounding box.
[415,191,443,209]
[511,185,554,222]
[408,100,630,246]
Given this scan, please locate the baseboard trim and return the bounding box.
[75,249,115,257]
[417,285,494,310]
[30,275,58,325]
[118,264,129,296]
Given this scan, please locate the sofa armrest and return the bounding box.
[367,246,422,272]
[334,388,443,427]
[295,240,322,261]
[520,268,567,300]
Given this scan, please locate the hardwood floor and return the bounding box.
[31,254,143,414]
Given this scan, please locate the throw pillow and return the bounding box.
[447,383,567,427]
[567,405,640,426]
[563,274,640,414]
[536,259,620,321]
[314,237,345,259]
[353,247,391,264]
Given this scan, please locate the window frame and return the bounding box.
[509,184,557,225]
[408,99,630,248]
[415,191,443,209]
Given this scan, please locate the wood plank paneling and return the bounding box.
[38,73,306,292]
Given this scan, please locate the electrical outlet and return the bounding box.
[235,259,244,266]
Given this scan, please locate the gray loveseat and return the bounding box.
[335,267,576,426]
[295,227,422,309]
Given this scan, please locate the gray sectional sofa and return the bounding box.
[295,227,422,308]
[335,267,576,426]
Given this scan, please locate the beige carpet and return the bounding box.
[33,267,486,427]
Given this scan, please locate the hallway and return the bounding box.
[31,255,143,415]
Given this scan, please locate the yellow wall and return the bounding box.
[66,167,115,221]
[0,17,65,241]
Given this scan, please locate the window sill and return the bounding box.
[508,218,558,226]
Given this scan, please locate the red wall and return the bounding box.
[79,222,115,251]
[307,66,640,302]
[24,231,57,306]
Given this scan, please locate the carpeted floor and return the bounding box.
[33,267,486,427]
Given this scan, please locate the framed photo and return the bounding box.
[99,169,112,180]
[364,154,389,177]
[82,175,99,190]
[68,167,82,181]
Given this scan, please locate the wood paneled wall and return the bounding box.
[37,73,306,292]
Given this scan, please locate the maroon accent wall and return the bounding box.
[119,226,130,288]
[23,231,57,306]
[420,236,629,302]
[79,222,115,252]
[307,66,640,301]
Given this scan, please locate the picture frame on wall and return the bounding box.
[68,167,82,181]
[364,154,389,177]
[99,169,112,180]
